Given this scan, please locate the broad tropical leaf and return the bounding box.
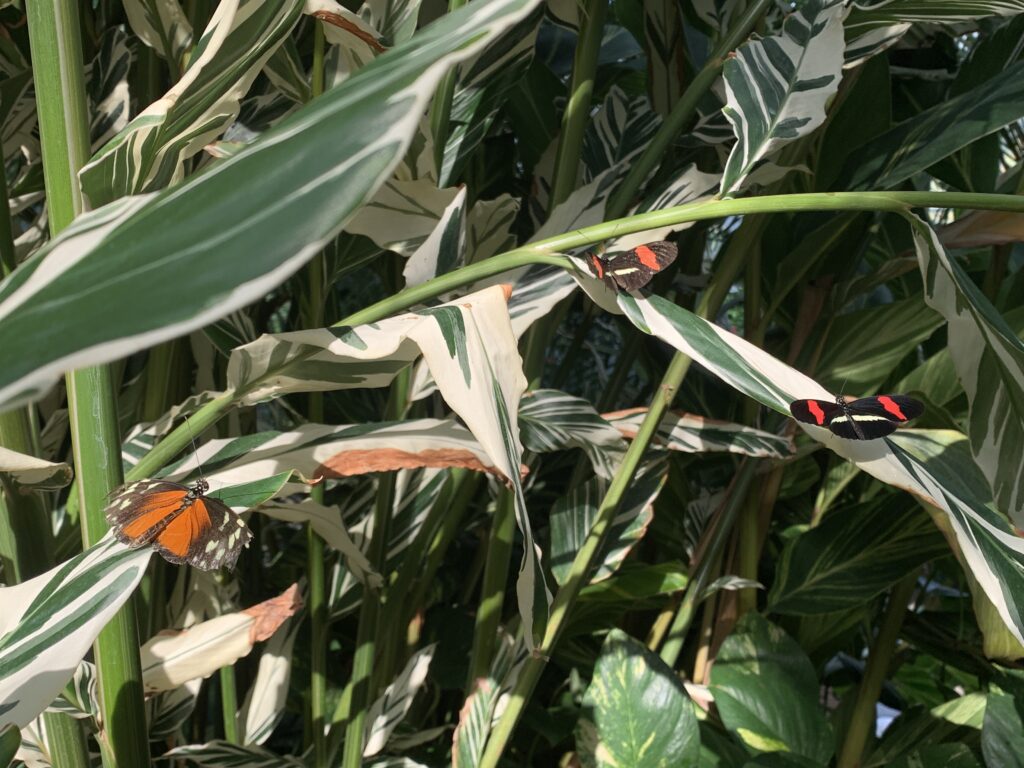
[0,0,543,412]
[720,0,844,195]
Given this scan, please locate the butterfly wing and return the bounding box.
[106,479,252,571]
[845,395,924,423]
[606,241,678,291]
[106,480,191,546]
[155,495,252,571]
[789,399,842,427]
[826,411,899,440]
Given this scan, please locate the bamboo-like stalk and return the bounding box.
[305,22,329,767]
[26,1,149,765]
[465,490,517,685]
[547,0,607,213]
[220,665,239,742]
[836,574,918,768]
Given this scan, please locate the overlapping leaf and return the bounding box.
[909,215,1024,527]
[605,409,792,458]
[720,0,844,195]
[0,0,543,412]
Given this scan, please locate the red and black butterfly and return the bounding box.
[587,241,678,292]
[105,478,252,571]
[789,394,924,440]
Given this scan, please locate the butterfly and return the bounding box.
[587,241,678,292]
[105,478,252,571]
[789,394,924,440]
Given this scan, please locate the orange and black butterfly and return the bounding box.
[586,241,678,292]
[105,478,252,571]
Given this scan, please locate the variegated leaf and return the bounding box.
[910,214,1024,526]
[82,1,305,206]
[519,389,627,479]
[240,617,301,745]
[619,290,1024,645]
[0,537,149,729]
[577,629,700,767]
[122,0,193,64]
[549,459,666,585]
[0,0,543,412]
[604,409,792,458]
[346,179,460,257]
[163,740,304,766]
[844,0,1024,66]
[364,645,435,756]
[403,185,468,286]
[720,0,844,195]
[0,446,72,489]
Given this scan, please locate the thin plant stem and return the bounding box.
[836,574,918,768]
[478,351,694,767]
[220,665,239,743]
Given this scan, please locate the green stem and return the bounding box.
[429,0,469,179]
[659,461,755,666]
[836,574,918,768]
[605,0,772,218]
[547,0,607,213]
[220,665,239,743]
[478,351,693,767]
[737,245,763,616]
[466,490,517,685]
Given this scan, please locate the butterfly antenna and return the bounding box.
[183,415,206,486]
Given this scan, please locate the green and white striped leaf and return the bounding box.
[82,1,305,206]
[346,180,460,257]
[768,493,948,615]
[549,458,667,585]
[840,59,1024,189]
[0,446,72,490]
[844,1,1024,66]
[439,12,540,185]
[123,0,193,64]
[88,27,133,149]
[363,644,435,757]
[0,0,543,413]
[403,185,468,286]
[240,615,300,745]
[605,409,792,458]
[621,290,1024,645]
[720,0,844,195]
[0,537,149,729]
[453,627,528,768]
[576,628,700,768]
[710,614,833,762]
[163,740,304,766]
[519,389,627,479]
[910,215,1024,527]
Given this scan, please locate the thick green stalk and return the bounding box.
[737,245,763,616]
[0,403,54,581]
[429,0,469,177]
[605,0,773,218]
[547,0,607,213]
[465,490,517,685]
[305,23,329,767]
[27,1,147,765]
[478,351,694,767]
[659,461,755,667]
[220,665,239,742]
[836,574,918,768]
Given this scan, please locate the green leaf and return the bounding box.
[520,389,626,479]
[82,1,306,205]
[768,494,947,615]
[0,724,20,768]
[606,409,793,458]
[576,629,700,768]
[122,0,193,64]
[710,614,833,763]
[909,214,1024,527]
[982,692,1024,768]
[840,59,1024,189]
[720,0,844,195]
[0,0,543,412]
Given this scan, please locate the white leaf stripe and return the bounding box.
[720,0,844,194]
[0,0,544,413]
[519,389,626,479]
[363,645,435,756]
[911,216,1024,525]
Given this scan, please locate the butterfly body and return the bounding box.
[106,478,252,571]
[587,241,678,292]
[789,394,923,440]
